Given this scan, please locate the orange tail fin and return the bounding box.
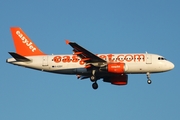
[10,27,45,56]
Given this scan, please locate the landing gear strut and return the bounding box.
[90,70,99,89]
[90,70,96,82]
[91,76,99,90]
[146,72,152,84]
[90,75,96,82]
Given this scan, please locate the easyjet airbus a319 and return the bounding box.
[6,27,175,89]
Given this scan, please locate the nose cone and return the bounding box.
[168,62,175,70]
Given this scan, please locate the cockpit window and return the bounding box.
[158,57,166,60]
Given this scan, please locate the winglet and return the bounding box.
[65,40,70,44]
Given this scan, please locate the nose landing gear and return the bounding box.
[146,72,152,84]
[147,79,152,84]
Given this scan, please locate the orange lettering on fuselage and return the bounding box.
[53,56,61,63]
[125,55,133,62]
[107,54,114,62]
[72,55,79,62]
[99,55,106,59]
[117,55,124,62]
[134,54,145,62]
[62,56,71,63]
[79,60,85,65]
[52,54,145,64]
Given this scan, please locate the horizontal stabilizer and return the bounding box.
[8,52,31,62]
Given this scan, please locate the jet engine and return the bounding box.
[100,63,127,74]
[103,74,128,85]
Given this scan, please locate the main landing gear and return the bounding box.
[146,72,152,84]
[92,82,98,90]
[90,76,98,90]
[90,70,98,90]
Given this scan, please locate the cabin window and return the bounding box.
[158,57,166,60]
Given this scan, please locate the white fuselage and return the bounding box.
[7,53,174,75]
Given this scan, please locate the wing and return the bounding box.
[66,40,106,64]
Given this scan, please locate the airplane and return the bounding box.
[6,27,175,90]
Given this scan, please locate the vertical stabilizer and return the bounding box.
[10,27,45,56]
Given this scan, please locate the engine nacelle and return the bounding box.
[107,63,127,74]
[103,74,128,85]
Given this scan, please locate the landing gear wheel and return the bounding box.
[146,72,152,84]
[92,82,98,90]
[90,75,96,82]
[147,79,152,84]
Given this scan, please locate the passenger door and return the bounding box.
[146,54,152,64]
[42,56,48,66]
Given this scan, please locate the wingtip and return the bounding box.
[65,40,70,44]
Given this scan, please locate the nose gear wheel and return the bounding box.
[147,79,152,84]
[146,72,152,84]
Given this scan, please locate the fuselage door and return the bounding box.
[146,54,152,64]
[42,56,48,66]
